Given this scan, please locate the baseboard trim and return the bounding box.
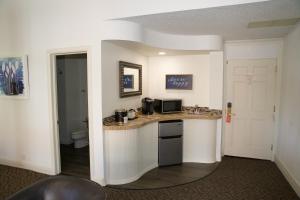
[275,156,300,197]
[106,163,158,185]
[91,177,106,186]
[0,158,55,175]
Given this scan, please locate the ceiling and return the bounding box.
[123,0,300,40]
[106,40,211,57]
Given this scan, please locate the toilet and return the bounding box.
[72,129,89,148]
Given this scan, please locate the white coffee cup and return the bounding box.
[123,116,128,124]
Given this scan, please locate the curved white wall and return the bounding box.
[104,119,221,185]
[104,123,158,185]
[103,20,223,51]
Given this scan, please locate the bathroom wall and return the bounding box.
[56,54,88,145]
[101,41,148,118]
[148,54,211,107]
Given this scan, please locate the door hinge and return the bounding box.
[271,144,273,151]
[226,60,229,64]
[273,105,276,112]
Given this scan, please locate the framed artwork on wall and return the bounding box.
[0,56,29,98]
[119,61,142,98]
[166,74,193,90]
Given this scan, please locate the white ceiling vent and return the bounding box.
[248,18,300,28]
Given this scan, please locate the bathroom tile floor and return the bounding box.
[60,144,90,179]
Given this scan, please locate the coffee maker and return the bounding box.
[115,109,127,124]
[142,97,154,115]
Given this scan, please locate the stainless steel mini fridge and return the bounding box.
[158,120,183,166]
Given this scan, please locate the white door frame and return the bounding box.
[47,46,93,175]
[223,57,282,161]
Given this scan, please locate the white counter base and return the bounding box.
[104,119,222,185]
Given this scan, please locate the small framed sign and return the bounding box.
[166,74,193,90]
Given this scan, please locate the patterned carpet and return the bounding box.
[1,156,299,200]
[0,165,48,199]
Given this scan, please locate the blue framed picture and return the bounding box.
[166,74,193,90]
[123,74,134,89]
[0,56,29,98]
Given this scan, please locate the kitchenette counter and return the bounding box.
[103,110,222,130]
[103,109,222,185]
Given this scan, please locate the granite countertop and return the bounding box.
[103,110,222,131]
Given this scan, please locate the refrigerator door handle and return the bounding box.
[160,135,182,139]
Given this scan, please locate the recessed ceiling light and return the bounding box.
[158,52,166,55]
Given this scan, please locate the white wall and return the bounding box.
[225,39,283,60]
[275,23,300,196]
[148,53,223,109]
[102,44,223,115]
[148,54,210,107]
[0,1,12,54]
[101,41,148,118]
[209,51,223,109]
[105,123,158,184]
[0,0,107,180]
[0,0,269,185]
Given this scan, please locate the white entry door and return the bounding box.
[224,59,276,160]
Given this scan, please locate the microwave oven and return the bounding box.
[154,99,182,114]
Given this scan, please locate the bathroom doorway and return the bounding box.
[55,53,90,179]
